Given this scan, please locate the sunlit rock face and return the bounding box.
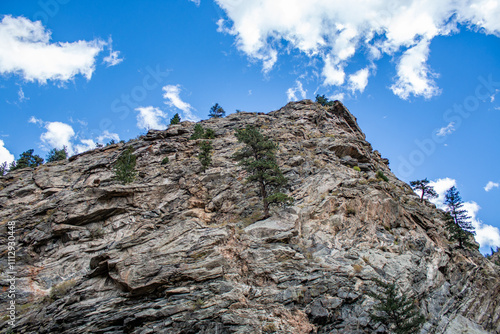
[1,100,498,333]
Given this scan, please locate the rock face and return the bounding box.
[1,100,499,333]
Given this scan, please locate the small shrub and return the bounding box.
[50,279,76,300]
[161,157,169,165]
[190,124,204,140]
[203,128,215,139]
[376,170,389,182]
[315,94,335,106]
[353,166,361,172]
[263,322,277,333]
[346,207,356,216]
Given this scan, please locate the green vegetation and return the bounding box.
[170,113,181,125]
[49,279,77,300]
[410,178,437,202]
[233,125,293,218]
[47,146,68,162]
[369,279,425,334]
[209,103,225,118]
[190,124,216,140]
[444,186,476,249]
[0,161,7,176]
[161,157,169,165]
[376,170,389,182]
[113,147,137,184]
[9,149,44,171]
[315,94,335,106]
[353,166,361,172]
[198,140,213,172]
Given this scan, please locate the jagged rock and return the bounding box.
[0,100,498,334]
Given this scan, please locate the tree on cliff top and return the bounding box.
[410,178,438,202]
[233,126,293,218]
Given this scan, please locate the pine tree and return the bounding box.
[47,146,68,162]
[444,186,476,249]
[233,126,293,218]
[315,94,335,106]
[113,147,137,184]
[198,140,213,172]
[0,161,7,175]
[410,178,438,202]
[170,113,181,125]
[190,124,205,140]
[209,103,225,118]
[369,279,425,334]
[10,149,44,170]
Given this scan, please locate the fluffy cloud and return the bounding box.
[484,181,499,192]
[97,130,120,144]
[0,15,106,83]
[429,178,500,253]
[348,68,370,93]
[0,140,15,165]
[286,80,307,101]
[436,122,456,136]
[136,106,168,131]
[162,85,200,122]
[40,121,75,154]
[214,0,500,99]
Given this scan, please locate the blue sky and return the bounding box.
[0,0,499,253]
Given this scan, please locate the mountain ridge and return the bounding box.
[0,100,498,333]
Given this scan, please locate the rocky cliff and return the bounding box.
[1,100,499,334]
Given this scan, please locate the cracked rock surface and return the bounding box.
[0,100,499,333]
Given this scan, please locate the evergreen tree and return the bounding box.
[444,186,476,249]
[233,126,293,218]
[198,140,213,172]
[315,94,335,106]
[209,103,225,118]
[170,113,181,125]
[369,279,425,334]
[0,161,7,175]
[190,124,205,140]
[10,149,44,170]
[113,147,137,184]
[47,146,68,162]
[410,178,438,202]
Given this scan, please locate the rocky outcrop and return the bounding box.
[0,100,499,333]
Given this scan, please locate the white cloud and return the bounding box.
[28,116,43,126]
[348,68,370,93]
[390,40,441,99]
[136,106,168,131]
[0,139,15,165]
[484,181,499,192]
[429,177,500,252]
[286,80,307,101]
[0,15,105,83]
[103,37,124,67]
[74,139,96,154]
[162,85,200,122]
[40,121,75,154]
[97,130,120,144]
[436,122,456,136]
[214,0,500,99]
[18,87,28,102]
[189,0,200,6]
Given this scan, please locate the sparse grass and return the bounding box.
[49,279,76,300]
[362,256,370,264]
[263,322,277,333]
[376,170,389,182]
[352,264,363,273]
[161,157,169,165]
[193,298,205,310]
[353,166,361,172]
[345,207,356,216]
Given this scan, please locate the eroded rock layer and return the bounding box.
[1,100,499,333]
